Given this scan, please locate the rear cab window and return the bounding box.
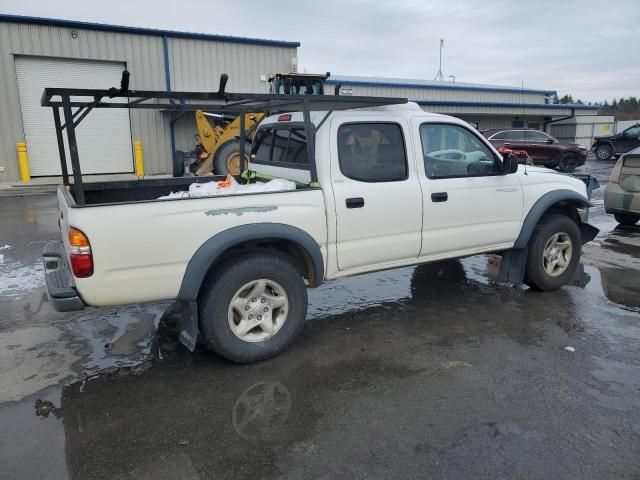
[250,123,312,184]
[251,124,309,170]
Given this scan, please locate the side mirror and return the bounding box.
[546,138,555,144]
[502,153,519,174]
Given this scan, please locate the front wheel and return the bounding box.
[524,214,581,291]
[199,252,308,363]
[614,213,640,226]
[595,144,613,161]
[558,152,579,172]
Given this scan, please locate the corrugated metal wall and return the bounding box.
[0,21,168,181]
[331,83,544,104]
[0,20,297,181]
[550,117,615,146]
[168,37,295,153]
[616,119,640,133]
[455,116,546,131]
[421,104,572,117]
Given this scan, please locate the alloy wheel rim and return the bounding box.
[228,279,289,342]
[597,146,611,160]
[226,153,242,175]
[542,232,573,277]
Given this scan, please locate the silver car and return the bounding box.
[604,146,640,226]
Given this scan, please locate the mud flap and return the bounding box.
[496,248,527,284]
[177,300,199,351]
[579,223,599,245]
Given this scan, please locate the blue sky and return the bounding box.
[2,0,638,102]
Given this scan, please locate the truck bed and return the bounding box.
[64,176,313,207]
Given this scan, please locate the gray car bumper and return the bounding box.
[604,183,640,215]
[42,241,85,312]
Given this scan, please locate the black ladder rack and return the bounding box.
[41,72,408,205]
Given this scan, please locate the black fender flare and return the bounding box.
[513,189,590,249]
[496,190,594,285]
[177,223,325,302]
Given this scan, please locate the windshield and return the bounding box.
[271,77,324,95]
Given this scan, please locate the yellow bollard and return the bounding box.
[16,142,30,182]
[134,140,144,177]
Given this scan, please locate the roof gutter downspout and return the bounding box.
[543,108,576,133]
[162,35,176,160]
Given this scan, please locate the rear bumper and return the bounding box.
[42,241,85,312]
[604,183,640,214]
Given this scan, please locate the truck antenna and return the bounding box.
[522,80,528,175]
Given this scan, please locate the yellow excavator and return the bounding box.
[179,72,330,176]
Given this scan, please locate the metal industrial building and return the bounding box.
[0,14,299,182]
[0,15,601,182]
[327,75,599,132]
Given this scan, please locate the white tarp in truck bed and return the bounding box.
[157,177,297,200]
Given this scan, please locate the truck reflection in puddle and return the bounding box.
[27,255,640,480]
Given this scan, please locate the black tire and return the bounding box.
[213,140,249,176]
[558,152,579,172]
[524,214,582,291]
[173,150,185,177]
[199,252,308,363]
[614,213,640,226]
[595,144,613,161]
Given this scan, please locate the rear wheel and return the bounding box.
[524,214,581,291]
[213,141,250,176]
[614,213,640,226]
[595,144,613,161]
[173,150,185,177]
[199,252,308,363]
[558,152,579,172]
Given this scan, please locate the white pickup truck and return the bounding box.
[43,98,599,363]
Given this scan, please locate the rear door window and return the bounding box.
[251,126,308,169]
[503,130,525,140]
[489,131,510,140]
[524,131,551,142]
[337,123,408,182]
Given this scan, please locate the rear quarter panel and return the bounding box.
[66,190,326,306]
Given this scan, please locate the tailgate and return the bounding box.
[56,186,72,256]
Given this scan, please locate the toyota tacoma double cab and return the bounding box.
[43,99,599,363]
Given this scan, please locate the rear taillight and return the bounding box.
[609,157,624,184]
[68,227,93,278]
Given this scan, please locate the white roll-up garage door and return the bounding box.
[15,57,133,176]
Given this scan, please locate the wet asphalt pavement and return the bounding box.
[1,159,639,480]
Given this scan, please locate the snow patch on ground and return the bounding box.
[0,260,44,296]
